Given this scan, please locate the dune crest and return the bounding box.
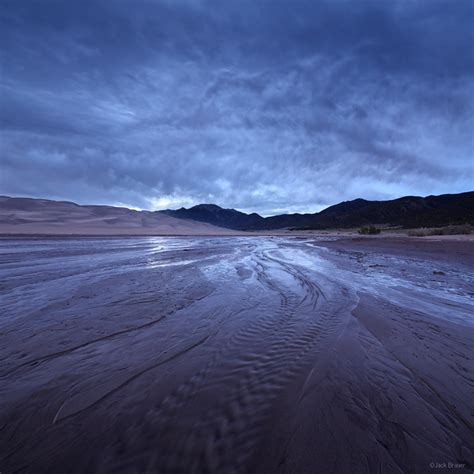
[0,196,233,235]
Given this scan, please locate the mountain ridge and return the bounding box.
[161,192,474,230]
[1,192,473,233]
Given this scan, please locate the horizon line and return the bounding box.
[2,190,473,220]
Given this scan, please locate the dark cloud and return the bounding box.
[1,0,473,214]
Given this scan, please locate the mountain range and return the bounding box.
[161,192,474,230]
[0,192,473,234]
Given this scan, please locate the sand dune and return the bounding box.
[0,196,234,235]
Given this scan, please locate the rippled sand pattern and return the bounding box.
[0,237,473,473]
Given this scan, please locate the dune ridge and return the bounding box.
[0,196,233,235]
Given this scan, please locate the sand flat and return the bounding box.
[0,236,473,473]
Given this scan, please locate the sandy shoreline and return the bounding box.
[0,236,473,473]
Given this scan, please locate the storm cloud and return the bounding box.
[1,0,473,215]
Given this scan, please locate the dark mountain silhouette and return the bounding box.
[161,204,265,230]
[302,193,474,230]
[162,192,474,230]
[1,192,472,233]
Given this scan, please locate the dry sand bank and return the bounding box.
[0,236,472,473]
[0,195,235,235]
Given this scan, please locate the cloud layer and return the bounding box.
[1,0,473,215]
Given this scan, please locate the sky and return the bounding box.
[1,0,473,216]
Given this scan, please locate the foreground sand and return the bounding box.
[0,236,473,473]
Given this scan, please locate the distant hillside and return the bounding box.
[161,204,264,230]
[161,192,474,230]
[0,196,232,235]
[2,192,472,234]
[300,193,474,230]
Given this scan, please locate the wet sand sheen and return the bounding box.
[0,237,473,473]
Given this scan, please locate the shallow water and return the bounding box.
[1,236,473,473]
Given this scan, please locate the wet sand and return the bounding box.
[0,236,473,473]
